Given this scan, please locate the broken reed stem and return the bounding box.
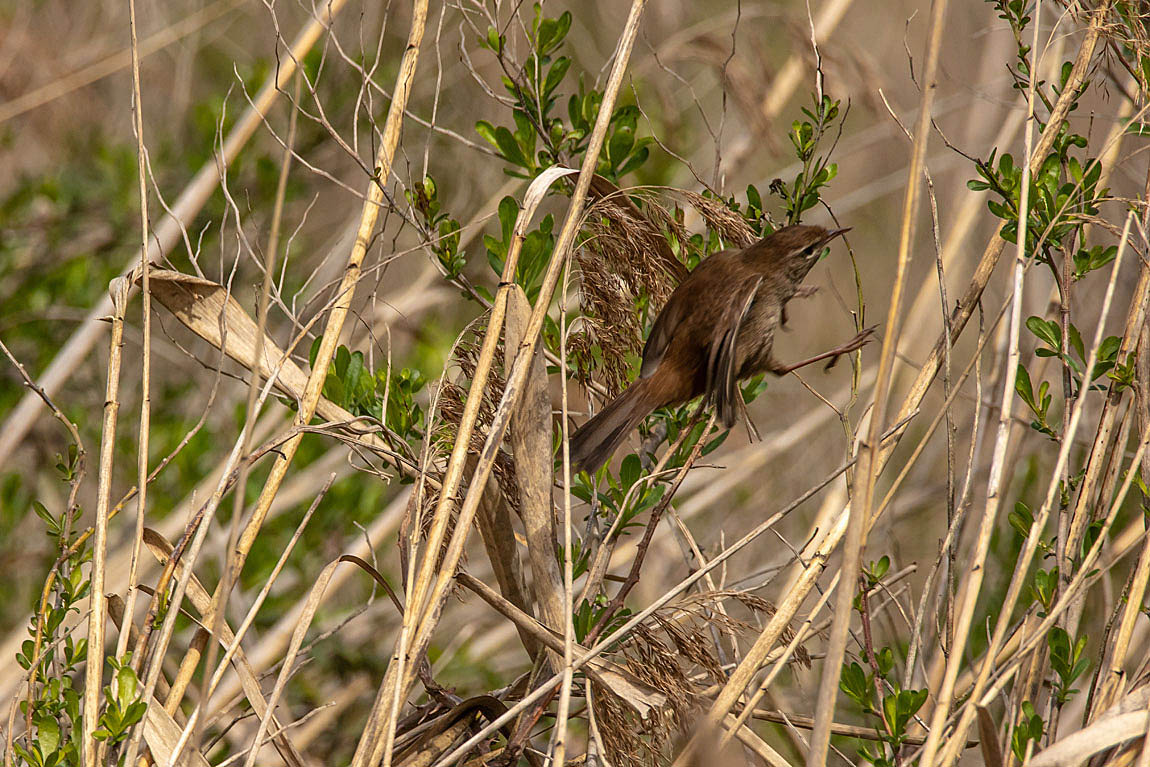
[807,0,949,762]
[507,287,566,665]
[81,279,130,767]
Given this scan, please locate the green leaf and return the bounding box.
[123,701,147,728]
[484,26,503,54]
[838,662,869,706]
[1015,363,1034,405]
[544,57,571,98]
[619,454,641,491]
[35,715,60,755]
[32,501,56,529]
[475,120,498,148]
[498,195,518,244]
[615,146,649,178]
[876,647,894,676]
[493,125,530,169]
[701,428,728,456]
[1009,501,1034,540]
[1026,315,1060,350]
[116,664,138,705]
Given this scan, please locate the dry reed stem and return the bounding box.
[808,0,949,761]
[80,278,129,767]
[114,0,154,676]
[918,4,1045,756]
[552,232,578,767]
[1101,286,1150,712]
[0,0,352,468]
[371,165,579,767]
[165,629,207,718]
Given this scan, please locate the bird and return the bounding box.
[569,224,875,473]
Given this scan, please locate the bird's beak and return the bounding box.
[822,226,851,245]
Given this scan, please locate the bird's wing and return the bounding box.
[709,275,763,428]
[640,250,731,379]
[640,290,686,378]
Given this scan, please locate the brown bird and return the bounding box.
[570,224,875,472]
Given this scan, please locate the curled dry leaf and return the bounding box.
[139,270,415,478]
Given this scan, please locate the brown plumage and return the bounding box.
[570,224,875,473]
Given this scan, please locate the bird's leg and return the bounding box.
[769,325,878,374]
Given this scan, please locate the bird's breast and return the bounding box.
[734,297,781,376]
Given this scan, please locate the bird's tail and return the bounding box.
[570,377,661,473]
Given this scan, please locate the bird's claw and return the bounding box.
[823,325,879,370]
